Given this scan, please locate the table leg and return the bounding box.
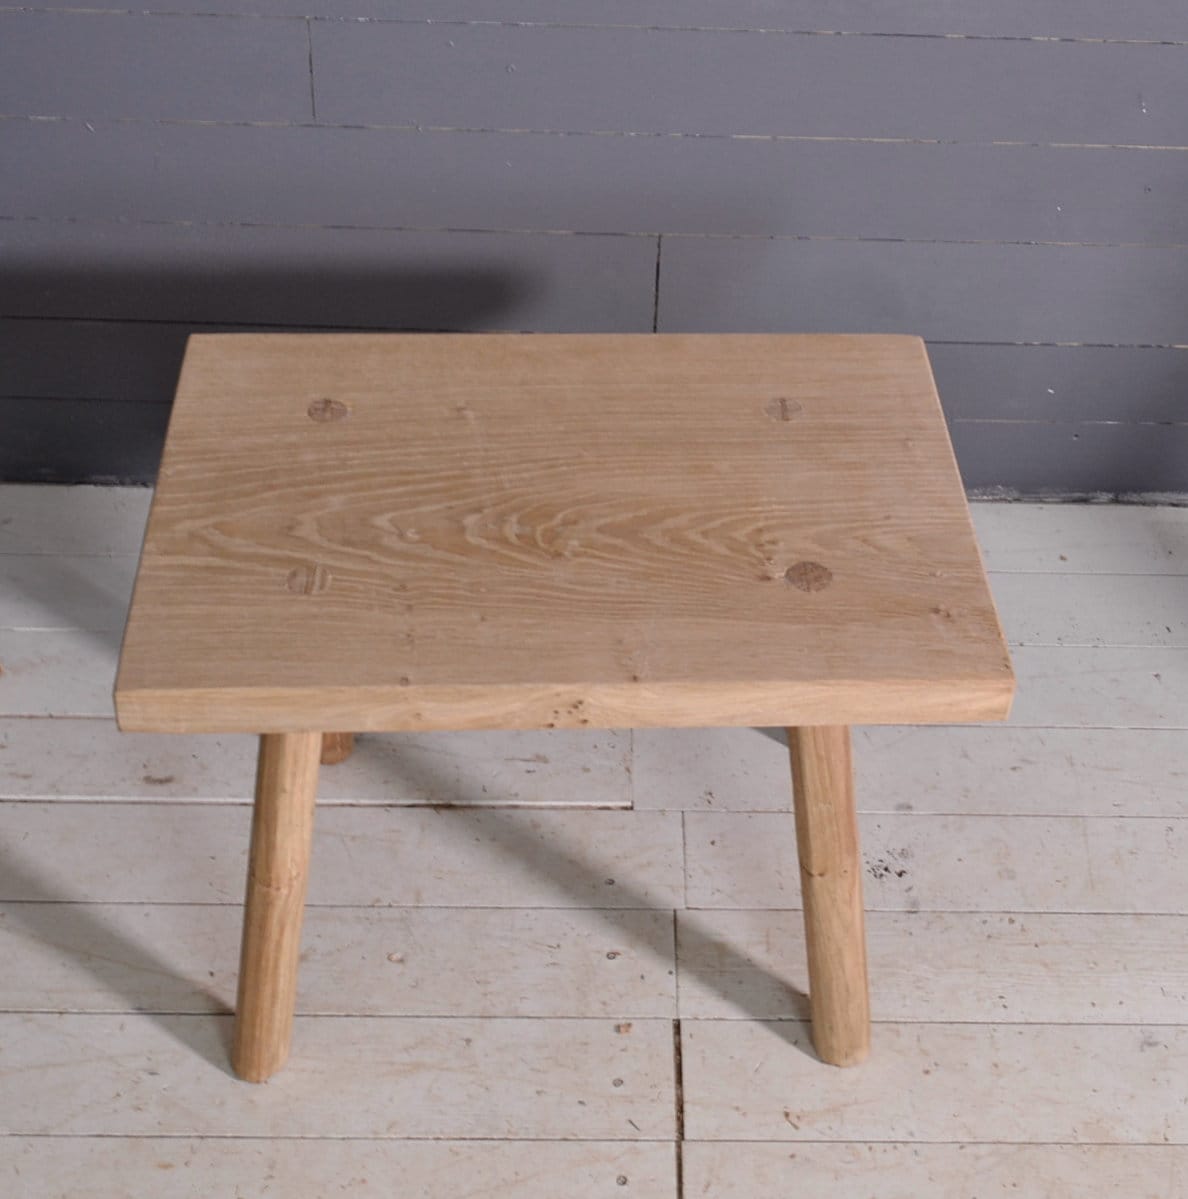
[320,732,355,765]
[787,725,870,1066]
[232,731,322,1082]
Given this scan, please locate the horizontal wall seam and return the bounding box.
[2,113,1188,153]
[5,213,1188,252]
[2,8,1187,45]
[1,317,1185,352]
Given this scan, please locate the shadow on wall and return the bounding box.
[0,261,532,485]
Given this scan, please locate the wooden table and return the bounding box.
[115,332,1014,1082]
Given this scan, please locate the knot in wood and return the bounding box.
[307,397,350,423]
[286,563,331,595]
[784,561,832,592]
[764,396,803,422]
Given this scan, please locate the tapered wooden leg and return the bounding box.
[787,725,870,1067]
[320,732,355,765]
[232,731,321,1082]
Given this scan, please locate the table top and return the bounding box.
[115,333,1014,733]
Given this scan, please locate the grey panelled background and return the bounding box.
[1,3,1186,495]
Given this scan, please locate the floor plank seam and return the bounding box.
[678,1138,1188,1147]
[9,900,1188,916]
[0,1132,682,1143]
[6,1012,1181,1028]
[684,907,1188,917]
[679,812,690,910]
[0,799,638,811]
[673,1016,685,1199]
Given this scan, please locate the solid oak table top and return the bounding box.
[115,333,1014,733]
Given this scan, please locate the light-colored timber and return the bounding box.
[319,731,354,765]
[107,335,1013,1082]
[231,731,321,1082]
[788,725,869,1066]
[114,333,1013,733]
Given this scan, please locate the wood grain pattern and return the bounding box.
[319,731,354,764]
[788,725,869,1066]
[115,333,1012,732]
[232,731,320,1082]
[10,547,1188,645]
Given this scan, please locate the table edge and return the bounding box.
[114,674,1015,734]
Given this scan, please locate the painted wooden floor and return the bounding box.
[1,485,1186,1197]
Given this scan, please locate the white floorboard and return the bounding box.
[676,910,1188,1023]
[0,553,138,631]
[1,904,676,1017]
[972,502,1188,574]
[0,1013,676,1139]
[0,629,117,717]
[682,1021,1188,1143]
[990,572,1188,647]
[0,718,632,807]
[0,803,684,907]
[685,811,1188,913]
[1005,646,1188,729]
[2,486,1187,1196]
[0,484,151,555]
[4,1139,677,1199]
[684,1143,1188,1198]
[634,725,1188,815]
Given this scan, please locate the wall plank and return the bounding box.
[312,21,1188,144]
[931,343,1188,423]
[14,1,1188,40]
[0,12,311,122]
[0,318,190,404]
[952,421,1188,496]
[3,8,1185,491]
[658,237,1188,345]
[4,119,1185,245]
[324,4,1188,40]
[0,398,169,484]
[0,221,657,329]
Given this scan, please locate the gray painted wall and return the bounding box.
[2,3,1186,493]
